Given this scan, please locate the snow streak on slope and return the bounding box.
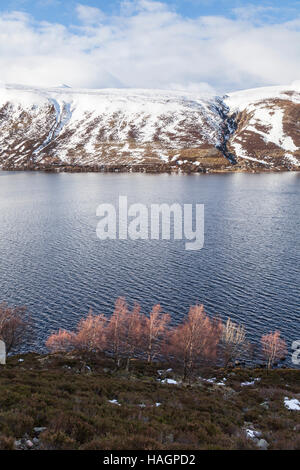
[33,101,73,158]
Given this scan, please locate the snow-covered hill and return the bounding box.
[0,83,299,172]
[225,82,300,170]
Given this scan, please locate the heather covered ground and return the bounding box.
[0,352,299,450]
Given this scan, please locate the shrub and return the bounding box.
[0,435,15,450]
[0,303,32,353]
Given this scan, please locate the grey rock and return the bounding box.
[26,439,34,448]
[257,439,269,450]
[33,437,39,444]
[260,401,270,410]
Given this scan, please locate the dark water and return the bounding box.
[0,171,299,361]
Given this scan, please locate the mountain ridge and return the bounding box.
[0,83,299,172]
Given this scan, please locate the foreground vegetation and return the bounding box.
[0,299,288,375]
[45,298,288,376]
[0,299,298,450]
[0,352,299,450]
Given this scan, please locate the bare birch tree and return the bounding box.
[167,305,222,380]
[0,303,31,353]
[220,317,248,367]
[261,330,287,369]
[144,304,170,363]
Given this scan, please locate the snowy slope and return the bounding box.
[0,82,299,171]
[225,82,300,169]
[0,84,228,171]
[225,81,300,110]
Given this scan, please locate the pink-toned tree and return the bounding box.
[45,329,75,352]
[106,297,128,366]
[167,304,222,380]
[74,309,107,353]
[143,304,170,363]
[261,330,287,369]
[120,302,144,370]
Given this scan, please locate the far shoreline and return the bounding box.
[1,165,299,175]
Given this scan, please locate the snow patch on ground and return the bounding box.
[199,377,216,383]
[108,399,121,406]
[157,368,172,376]
[199,377,227,386]
[160,378,179,385]
[284,397,300,410]
[241,378,261,387]
[285,153,300,166]
[216,378,227,386]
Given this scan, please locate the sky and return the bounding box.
[0,0,300,93]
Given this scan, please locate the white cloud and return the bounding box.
[0,0,299,92]
[76,4,106,25]
[232,5,278,21]
[169,82,216,94]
